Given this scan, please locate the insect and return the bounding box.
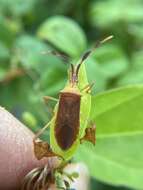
[22,36,113,190]
[33,36,113,161]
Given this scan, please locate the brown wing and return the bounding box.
[55,92,80,150]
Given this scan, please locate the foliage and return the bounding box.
[0,0,143,189]
[76,85,143,189]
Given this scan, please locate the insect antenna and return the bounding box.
[69,63,74,83]
[70,63,74,76]
[41,50,71,64]
[75,35,114,78]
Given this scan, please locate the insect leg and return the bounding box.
[34,140,59,160]
[80,123,96,145]
[33,122,58,159]
[81,82,95,93]
[34,121,51,141]
[43,96,58,104]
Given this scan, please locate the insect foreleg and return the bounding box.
[80,123,96,145]
[81,82,94,93]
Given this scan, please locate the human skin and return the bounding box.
[0,106,89,190]
[0,106,59,189]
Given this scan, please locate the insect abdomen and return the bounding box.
[55,92,80,150]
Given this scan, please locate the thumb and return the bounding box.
[0,106,59,190]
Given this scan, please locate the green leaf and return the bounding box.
[38,61,67,96]
[13,35,64,74]
[13,35,50,69]
[22,111,37,129]
[13,35,68,117]
[0,15,19,46]
[75,85,143,189]
[132,50,143,69]
[84,57,107,93]
[128,24,143,40]
[0,67,7,81]
[117,50,143,86]
[89,0,143,28]
[117,69,143,86]
[93,44,129,78]
[37,16,87,57]
[0,0,36,16]
[0,42,9,60]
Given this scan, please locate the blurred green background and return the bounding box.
[1,0,143,189]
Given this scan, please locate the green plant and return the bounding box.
[0,1,143,189]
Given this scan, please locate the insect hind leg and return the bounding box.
[33,122,58,160]
[33,139,58,160]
